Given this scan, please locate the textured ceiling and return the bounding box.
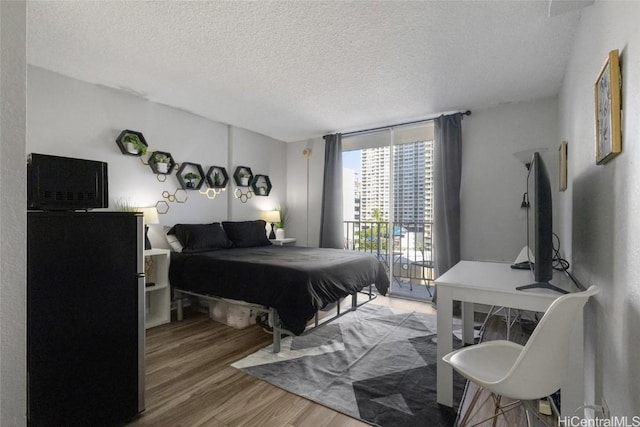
[27,1,584,142]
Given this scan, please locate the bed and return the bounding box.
[166,221,390,351]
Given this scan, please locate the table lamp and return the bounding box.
[139,207,159,249]
[262,210,281,239]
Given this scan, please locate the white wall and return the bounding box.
[286,138,324,247]
[460,97,559,262]
[0,2,27,425]
[27,67,287,248]
[558,1,640,416]
[228,127,287,221]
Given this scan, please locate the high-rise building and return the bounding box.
[342,168,361,221]
[359,140,433,227]
[360,147,390,221]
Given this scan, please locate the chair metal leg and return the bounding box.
[525,407,533,427]
[479,305,496,336]
[492,395,501,427]
[460,392,523,427]
[505,309,523,341]
[479,306,523,341]
[523,400,552,427]
[458,385,485,427]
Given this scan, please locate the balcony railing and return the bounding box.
[343,220,434,299]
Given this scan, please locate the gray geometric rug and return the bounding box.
[232,303,466,426]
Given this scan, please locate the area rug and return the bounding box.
[232,303,466,426]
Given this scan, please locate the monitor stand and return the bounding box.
[516,281,568,294]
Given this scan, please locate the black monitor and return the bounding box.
[516,152,567,294]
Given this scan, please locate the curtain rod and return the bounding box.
[340,110,471,138]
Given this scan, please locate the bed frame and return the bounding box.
[174,285,377,353]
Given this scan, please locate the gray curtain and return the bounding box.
[433,113,463,303]
[319,134,344,249]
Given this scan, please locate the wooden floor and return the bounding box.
[127,296,553,427]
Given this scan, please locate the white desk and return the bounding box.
[435,260,583,416]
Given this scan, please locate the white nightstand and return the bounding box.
[144,248,171,328]
[270,238,296,246]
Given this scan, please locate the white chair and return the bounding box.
[443,285,599,427]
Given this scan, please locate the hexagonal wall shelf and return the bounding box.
[115,130,148,156]
[148,151,176,175]
[177,162,205,190]
[251,174,272,196]
[206,166,229,189]
[233,166,254,187]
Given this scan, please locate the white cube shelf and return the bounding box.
[144,248,171,329]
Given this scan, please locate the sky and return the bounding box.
[342,150,361,174]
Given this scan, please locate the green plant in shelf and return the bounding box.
[152,153,171,173]
[123,134,147,155]
[184,172,200,188]
[154,153,170,163]
[214,171,223,186]
[238,169,251,186]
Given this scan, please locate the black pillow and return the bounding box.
[222,220,272,248]
[167,223,233,253]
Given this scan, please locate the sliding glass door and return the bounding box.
[342,124,435,301]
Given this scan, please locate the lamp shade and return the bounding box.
[261,210,281,224]
[513,147,548,169]
[139,207,159,225]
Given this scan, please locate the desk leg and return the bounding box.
[437,287,453,407]
[462,301,474,345]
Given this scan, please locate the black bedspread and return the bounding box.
[169,246,389,335]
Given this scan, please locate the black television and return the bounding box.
[27,153,108,211]
[516,152,567,293]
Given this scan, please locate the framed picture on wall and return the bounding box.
[559,141,567,192]
[594,49,622,165]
